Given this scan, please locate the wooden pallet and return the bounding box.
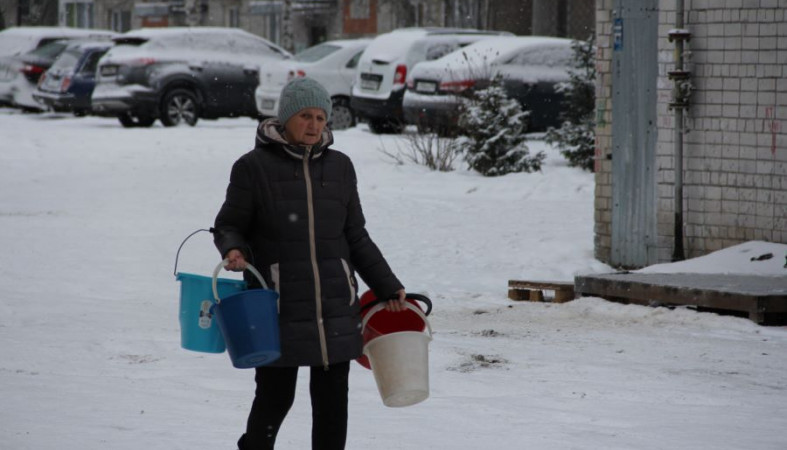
[508,280,576,303]
[574,273,787,325]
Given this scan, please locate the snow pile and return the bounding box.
[0,110,785,450]
[637,241,787,277]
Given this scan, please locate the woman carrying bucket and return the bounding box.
[213,76,406,450]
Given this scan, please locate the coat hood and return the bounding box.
[256,117,334,160]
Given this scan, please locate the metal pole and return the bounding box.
[671,0,686,261]
[282,0,293,54]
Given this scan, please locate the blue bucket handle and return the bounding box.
[212,259,269,304]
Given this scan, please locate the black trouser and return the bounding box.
[237,361,350,450]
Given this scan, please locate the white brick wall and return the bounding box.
[594,0,786,266]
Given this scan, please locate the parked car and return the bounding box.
[350,27,512,134]
[402,36,573,133]
[33,40,114,116]
[0,27,116,108]
[9,36,117,111]
[91,27,291,127]
[255,38,370,130]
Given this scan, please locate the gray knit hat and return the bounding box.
[277,77,332,125]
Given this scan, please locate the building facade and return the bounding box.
[594,0,786,268]
[1,0,595,51]
[341,0,594,39]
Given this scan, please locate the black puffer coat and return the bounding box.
[213,119,403,368]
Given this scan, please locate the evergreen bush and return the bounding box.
[545,35,597,172]
[458,75,545,176]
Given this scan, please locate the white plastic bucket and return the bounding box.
[362,302,432,407]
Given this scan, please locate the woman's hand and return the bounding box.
[224,249,247,272]
[385,288,407,312]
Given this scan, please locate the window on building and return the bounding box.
[444,0,480,28]
[228,6,239,28]
[110,10,131,32]
[350,0,370,19]
[65,1,94,28]
[268,13,279,44]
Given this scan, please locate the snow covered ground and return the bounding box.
[1,110,786,450]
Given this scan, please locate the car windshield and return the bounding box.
[79,49,107,75]
[295,44,341,62]
[27,41,69,59]
[50,48,81,70]
[506,46,573,67]
[346,50,363,68]
[442,39,523,66]
[112,37,149,47]
[223,33,287,57]
[363,32,424,63]
[432,38,572,71]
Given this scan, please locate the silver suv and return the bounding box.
[91,27,291,127]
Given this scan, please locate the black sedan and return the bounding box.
[402,36,573,133]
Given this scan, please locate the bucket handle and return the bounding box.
[173,228,212,277]
[361,293,432,316]
[211,259,269,304]
[361,302,433,339]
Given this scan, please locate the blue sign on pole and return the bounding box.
[613,17,623,51]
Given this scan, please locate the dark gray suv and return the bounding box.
[91,27,291,127]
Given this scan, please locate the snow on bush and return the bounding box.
[545,35,596,172]
[458,74,545,176]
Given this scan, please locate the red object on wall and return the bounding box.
[343,0,377,36]
[142,16,169,28]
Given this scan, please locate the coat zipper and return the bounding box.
[341,258,356,306]
[303,147,330,370]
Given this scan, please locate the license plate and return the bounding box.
[360,78,380,91]
[100,65,118,77]
[42,75,60,91]
[415,81,437,93]
[261,98,275,110]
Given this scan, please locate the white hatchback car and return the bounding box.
[255,38,370,130]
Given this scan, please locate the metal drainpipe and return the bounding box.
[668,0,691,261]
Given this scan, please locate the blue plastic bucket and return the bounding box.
[211,261,281,369]
[177,272,246,353]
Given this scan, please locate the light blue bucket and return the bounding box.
[176,272,246,353]
[173,228,246,354]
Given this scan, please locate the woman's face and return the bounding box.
[283,108,327,146]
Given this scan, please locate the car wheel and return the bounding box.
[330,98,355,130]
[20,106,43,114]
[118,112,155,128]
[160,88,198,127]
[368,118,404,134]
